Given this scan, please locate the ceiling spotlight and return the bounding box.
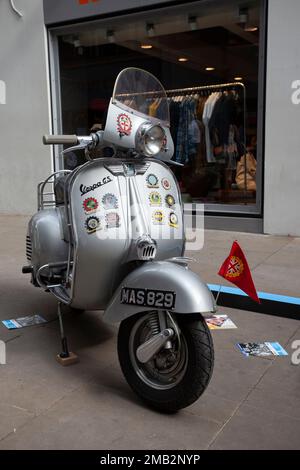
[140,44,153,49]
[106,30,115,43]
[178,57,188,62]
[205,67,215,71]
[146,23,155,37]
[245,26,258,32]
[234,76,243,81]
[188,15,197,31]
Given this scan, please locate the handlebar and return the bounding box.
[43,135,78,145]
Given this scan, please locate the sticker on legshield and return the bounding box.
[146,174,159,188]
[149,191,162,206]
[85,216,101,234]
[105,212,120,228]
[117,113,132,137]
[152,210,164,224]
[102,193,118,210]
[83,197,99,214]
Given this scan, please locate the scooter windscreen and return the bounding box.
[113,67,170,125]
[104,68,174,161]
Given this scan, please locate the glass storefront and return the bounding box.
[50,0,265,218]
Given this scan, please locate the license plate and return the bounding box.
[120,287,176,309]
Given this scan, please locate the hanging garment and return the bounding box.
[169,99,181,146]
[202,92,220,162]
[175,98,200,164]
[175,98,190,164]
[209,92,238,147]
[148,98,160,117]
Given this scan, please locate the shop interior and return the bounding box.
[57,0,261,207]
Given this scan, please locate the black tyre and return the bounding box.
[117,312,214,412]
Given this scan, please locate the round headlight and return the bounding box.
[136,123,165,156]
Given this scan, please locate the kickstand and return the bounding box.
[56,302,79,366]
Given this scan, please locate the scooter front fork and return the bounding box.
[158,311,172,349]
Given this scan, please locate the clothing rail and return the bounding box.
[165,81,245,94]
[114,82,245,98]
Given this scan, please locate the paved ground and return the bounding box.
[0,215,299,449]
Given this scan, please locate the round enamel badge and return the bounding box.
[149,191,162,206]
[169,212,178,228]
[117,113,132,137]
[83,197,99,214]
[162,178,171,190]
[165,194,175,207]
[102,193,118,210]
[105,212,120,228]
[152,210,164,224]
[85,216,101,233]
[146,174,159,188]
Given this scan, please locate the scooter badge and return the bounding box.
[117,113,132,137]
[162,178,171,190]
[146,174,159,188]
[165,194,175,207]
[83,197,99,214]
[105,212,120,228]
[85,216,101,234]
[149,191,162,206]
[152,210,164,224]
[102,193,118,209]
[169,212,178,228]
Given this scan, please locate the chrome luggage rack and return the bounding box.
[37,170,71,210]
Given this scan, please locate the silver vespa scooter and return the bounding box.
[23,68,216,412]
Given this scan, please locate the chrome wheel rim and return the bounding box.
[129,313,188,390]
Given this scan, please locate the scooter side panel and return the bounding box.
[28,209,69,276]
[103,261,217,323]
[69,160,128,309]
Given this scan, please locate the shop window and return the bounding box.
[57,0,261,207]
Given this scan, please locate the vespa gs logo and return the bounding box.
[80,175,113,196]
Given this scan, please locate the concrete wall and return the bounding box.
[0,0,51,214]
[264,0,300,236]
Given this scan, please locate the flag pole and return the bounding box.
[215,284,222,305]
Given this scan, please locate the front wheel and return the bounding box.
[117,312,214,412]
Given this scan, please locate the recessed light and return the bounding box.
[205,67,215,71]
[234,77,243,81]
[178,57,188,62]
[140,44,153,49]
[245,26,258,32]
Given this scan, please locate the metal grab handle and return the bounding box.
[43,135,78,145]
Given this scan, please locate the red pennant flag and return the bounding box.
[218,241,260,303]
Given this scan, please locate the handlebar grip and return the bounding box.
[43,134,78,145]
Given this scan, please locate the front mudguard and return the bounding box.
[103,261,216,324]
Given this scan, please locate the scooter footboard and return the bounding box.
[103,261,216,324]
